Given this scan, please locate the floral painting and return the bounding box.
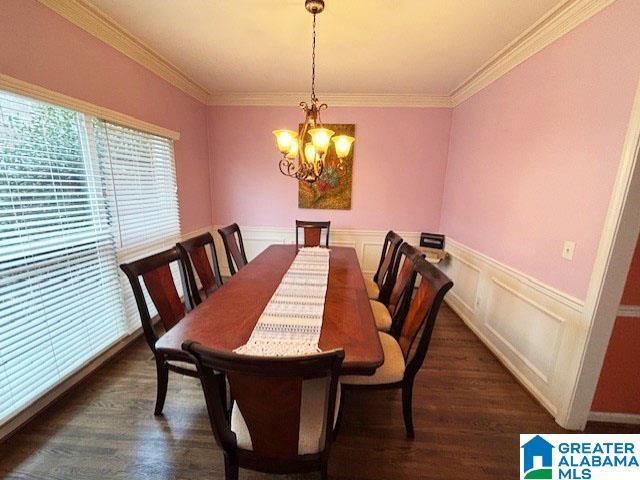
[298,123,355,210]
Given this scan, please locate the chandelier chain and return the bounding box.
[311,13,317,103]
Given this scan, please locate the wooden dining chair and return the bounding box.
[182,342,344,480]
[120,247,199,416]
[295,220,330,248]
[369,243,424,334]
[218,223,248,275]
[177,232,223,306]
[341,257,453,438]
[364,231,403,302]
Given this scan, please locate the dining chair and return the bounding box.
[295,220,330,248]
[218,223,248,275]
[370,243,424,334]
[120,247,198,415]
[177,232,223,306]
[182,342,344,480]
[341,257,453,438]
[364,231,403,302]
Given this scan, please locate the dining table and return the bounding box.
[156,244,384,375]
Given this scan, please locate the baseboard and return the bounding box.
[588,411,640,425]
[444,295,558,416]
[439,238,585,428]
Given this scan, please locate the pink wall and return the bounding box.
[208,106,452,231]
[0,0,211,233]
[439,0,640,299]
[592,237,640,414]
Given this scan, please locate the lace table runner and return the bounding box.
[234,247,330,356]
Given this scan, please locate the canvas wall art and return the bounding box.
[298,123,355,210]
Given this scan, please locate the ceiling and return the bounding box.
[85,0,562,98]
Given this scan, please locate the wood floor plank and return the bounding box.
[1,305,637,479]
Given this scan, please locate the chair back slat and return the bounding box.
[177,232,223,305]
[218,223,248,275]
[399,258,453,379]
[120,247,191,351]
[142,263,185,331]
[387,244,424,316]
[296,220,330,248]
[228,373,303,459]
[304,227,322,247]
[375,232,403,302]
[183,343,344,466]
[190,246,217,293]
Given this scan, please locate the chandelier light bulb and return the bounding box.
[273,129,297,154]
[286,138,299,159]
[332,135,355,159]
[304,142,317,164]
[308,128,335,155]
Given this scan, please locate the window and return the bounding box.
[0,91,180,424]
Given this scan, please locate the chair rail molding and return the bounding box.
[209,225,591,421]
[210,225,422,278]
[617,305,640,318]
[588,412,640,425]
[438,238,584,420]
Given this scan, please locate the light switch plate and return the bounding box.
[562,241,576,261]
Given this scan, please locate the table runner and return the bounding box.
[234,247,330,356]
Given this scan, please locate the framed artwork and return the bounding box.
[298,123,355,210]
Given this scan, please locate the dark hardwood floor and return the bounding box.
[1,305,636,479]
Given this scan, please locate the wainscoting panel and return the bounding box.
[207,226,586,424]
[439,238,585,419]
[211,225,421,278]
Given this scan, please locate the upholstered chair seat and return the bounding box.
[231,380,341,455]
[341,332,405,386]
[369,299,392,332]
[364,277,380,300]
[340,258,453,439]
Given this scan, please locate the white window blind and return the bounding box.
[0,91,181,425]
[93,122,181,332]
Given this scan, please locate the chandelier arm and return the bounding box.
[279,158,298,178]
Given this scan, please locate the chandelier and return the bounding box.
[272,0,355,183]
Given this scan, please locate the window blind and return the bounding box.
[0,91,181,425]
[93,122,182,333]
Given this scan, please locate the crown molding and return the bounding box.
[37,0,210,104]
[449,0,616,106]
[38,0,614,109]
[207,92,453,108]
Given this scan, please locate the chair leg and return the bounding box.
[320,460,329,480]
[402,381,415,439]
[224,454,239,480]
[333,388,346,440]
[154,358,169,416]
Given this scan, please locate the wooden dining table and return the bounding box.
[156,244,384,375]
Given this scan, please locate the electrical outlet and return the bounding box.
[562,241,576,261]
